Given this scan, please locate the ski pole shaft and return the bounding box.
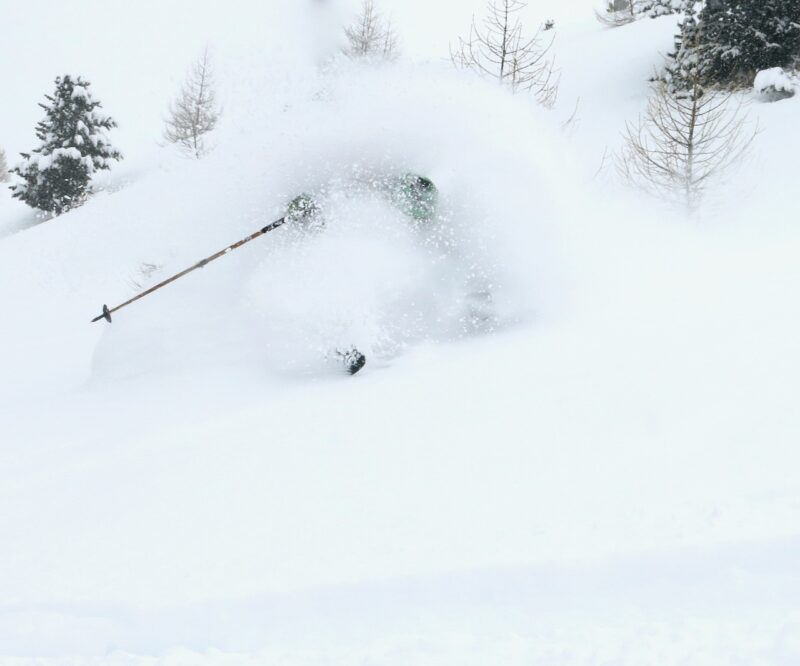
[91,216,288,323]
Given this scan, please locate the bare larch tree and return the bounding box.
[618,81,756,213]
[164,49,221,159]
[343,0,399,61]
[451,0,558,106]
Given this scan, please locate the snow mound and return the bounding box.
[754,67,798,101]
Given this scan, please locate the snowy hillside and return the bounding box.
[2,1,800,664]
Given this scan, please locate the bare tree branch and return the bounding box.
[617,81,757,213]
[164,49,222,159]
[343,0,400,61]
[451,0,559,107]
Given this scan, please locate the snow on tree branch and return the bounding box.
[595,1,683,29]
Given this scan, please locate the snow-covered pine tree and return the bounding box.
[667,0,800,90]
[0,148,9,183]
[700,0,800,85]
[11,75,122,216]
[664,1,704,91]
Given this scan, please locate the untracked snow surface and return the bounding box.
[1,1,800,664]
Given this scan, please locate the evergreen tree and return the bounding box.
[667,0,800,90]
[665,1,705,91]
[11,75,122,216]
[701,0,800,84]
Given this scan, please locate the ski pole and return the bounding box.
[91,215,288,323]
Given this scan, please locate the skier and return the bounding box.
[92,172,464,378]
[283,174,439,375]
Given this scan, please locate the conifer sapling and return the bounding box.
[11,75,122,216]
[666,0,800,90]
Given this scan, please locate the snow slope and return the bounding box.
[1,1,800,664]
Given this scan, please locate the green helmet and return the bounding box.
[390,174,438,222]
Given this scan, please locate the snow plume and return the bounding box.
[90,60,566,379]
[237,62,564,370]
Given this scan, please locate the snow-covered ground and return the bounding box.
[2,1,800,664]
